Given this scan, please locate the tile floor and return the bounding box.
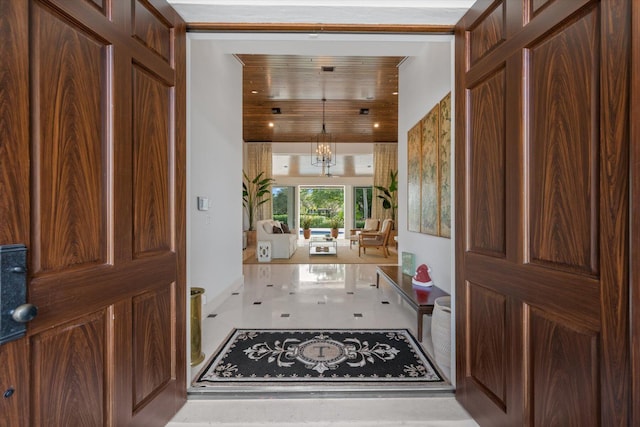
[168,262,478,426]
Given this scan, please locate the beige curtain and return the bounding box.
[371,143,398,221]
[245,143,273,223]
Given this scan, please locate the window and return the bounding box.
[353,186,373,228]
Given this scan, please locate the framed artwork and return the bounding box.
[401,251,416,276]
[407,122,422,232]
[438,93,452,238]
[421,104,439,236]
[406,92,451,239]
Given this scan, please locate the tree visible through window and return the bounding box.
[354,186,373,228]
[299,186,344,228]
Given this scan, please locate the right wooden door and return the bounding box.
[454,1,630,426]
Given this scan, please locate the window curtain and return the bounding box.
[371,143,398,221]
[245,143,273,222]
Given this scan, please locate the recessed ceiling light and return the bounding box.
[392,91,398,95]
[268,122,274,128]
[251,90,258,94]
[374,123,380,128]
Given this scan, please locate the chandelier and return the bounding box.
[311,98,336,176]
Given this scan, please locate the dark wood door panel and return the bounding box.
[466,281,507,407]
[467,0,505,67]
[132,0,172,63]
[465,253,600,330]
[28,253,177,334]
[467,66,506,257]
[132,285,173,408]
[456,0,631,425]
[0,340,29,426]
[31,310,109,426]
[527,5,599,276]
[0,0,186,425]
[32,1,109,274]
[527,306,599,427]
[132,64,172,257]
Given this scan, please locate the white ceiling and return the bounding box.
[168,0,474,25]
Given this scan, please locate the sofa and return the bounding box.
[256,219,298,259]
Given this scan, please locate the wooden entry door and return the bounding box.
[0,0,186,425]
[454,0,630,426]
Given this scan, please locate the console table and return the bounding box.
[376,265,449,342]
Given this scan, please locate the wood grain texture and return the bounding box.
[456,1,632,426]
[631,2,640,424]
[0,0,30,245]
[468,282,507,407]
[528,9,598,275]
[32,311,106,427]
[173,15,188,403]
[468,67,506,256]
[132,286,172,407]
[34,3,106,273]
[468,1,505,66]
[0,340,29,427]
[238,55,401,143]
[531,0,554,16]
[1,0,186,425]
[598,0,631,424]
[133,65,171,256]
[133,0,171,62]
[85,0,106,15]
[529,308,598,427]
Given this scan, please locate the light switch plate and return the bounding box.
[197,196,209,211]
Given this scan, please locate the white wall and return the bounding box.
[188,39,244,310]
[398,41,453,294]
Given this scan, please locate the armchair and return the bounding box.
[358,219,394,257]
[349,218,380,249]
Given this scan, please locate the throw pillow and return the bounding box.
[272,225,283,234]
[281,223,290,233]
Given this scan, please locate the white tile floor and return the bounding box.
[168,263,478,426]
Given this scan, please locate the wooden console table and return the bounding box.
[376,265,450,342]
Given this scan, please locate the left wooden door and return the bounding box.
[0,0,186,425]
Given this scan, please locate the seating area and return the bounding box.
[359,219,394,257]
[349,218,380,249]
[255,219,298,259]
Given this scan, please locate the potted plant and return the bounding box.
[375,169,398,226]
[301,216,312,239]
[243,171,274,245]
[329,216,342,238]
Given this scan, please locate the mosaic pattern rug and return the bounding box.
[193,329,443,388]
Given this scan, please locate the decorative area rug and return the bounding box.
[193,329,443,388]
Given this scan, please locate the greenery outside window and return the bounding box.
[353,186,373,228]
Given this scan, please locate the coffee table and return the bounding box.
[309,236,337,256]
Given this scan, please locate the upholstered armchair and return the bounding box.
[349,218,380,249]
[358,219,394,257]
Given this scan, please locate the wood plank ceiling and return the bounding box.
[238,54,403,143]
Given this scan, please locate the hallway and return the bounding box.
[168,264,476,426]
